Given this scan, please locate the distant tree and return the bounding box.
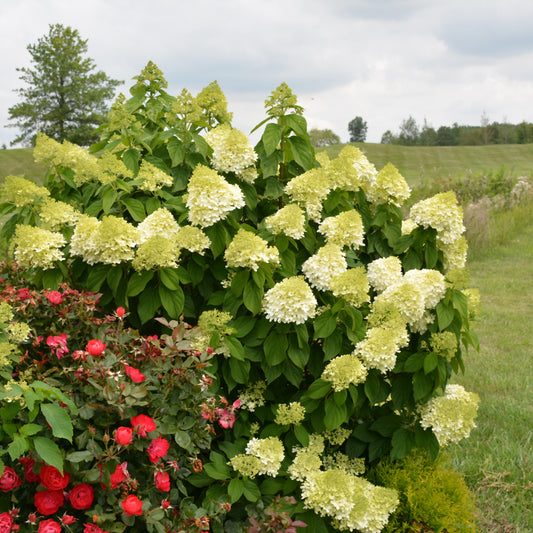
[309,128,341,147]
[380,130,395,144]
[419,118,437,146]
[435,126,458,146]
[7,24,122,146]
[348,116,368,142]
[398,116,419,145]
[516,121,533,144]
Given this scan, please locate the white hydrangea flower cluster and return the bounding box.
[274,402,306,426]
[354,324,409,373]
[264,203,306,240]
[97,151,133,184]
[224,229,280,270]
[419,384,479,446]
[300,468,399,533]
[70,215,140,265]
[401,218,418,235]
[374,280,426,325]
[325,145,377,192]
[137,208,180,244]
[7,322,31,344]
[186,165,245,227]
[367,256,404,293]
[238,381,267,412]
[403,268,447,309]
[363,163,411,207]
[13,225,65,270]
[301,244,347,291]
[137,160,173,192]
[329,267,370,307]
[0,175,50,207]
[262,276,317,324]
[288,435,325,482]
[38,198,80,230]
[440,235,468,273]
[204,124,258,181]
[322,354,368,391]
[176,225,211,255]
[284,168,330,221]
[132,236,180,271]
[318,210,365,249]
[410,191,465,245]
[245,437,285,476]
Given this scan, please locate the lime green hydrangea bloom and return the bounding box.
[132,236,180,271]
[0,341,16,369]
[366,256,403,293]
[224,229,279,271]
[374,279,426,326]
[0,175,50,207]
[288,447,323,482]
[325,145,377,192]
[323,428,352,447]
[420,384,479,446]
[274,402,306,426]
[191,309,234,355]
[264,82,304,117]
[13,225,65,269]
[238,381,267,412]
[172,88,203,123]
[7,322,31,344]
[284,168,330,222]
[300,468,399,533]
[245,437,285,476]
[137,208,180,244]
[322,354,368,391]
[410,191,465,244]
[262,276,317,325]
[364,162,411,206]
[196,80,233,125]
[97,151,133,184]
[186,165,245,227]
[330,267,370,307]
[318,210,365,249]
[138,160,173,192]
[229,454,262,479]
[264,203,306,240]
[440,235,468,272]
[0,302,14,324]
[38,197,80,230]
[204,124,257,179]
[401,218,418,235]
[61,141,100,186]
[322,452,365,476]
[302,243,347,292]
[176,225,211,255]
[428,331,458,362]
[462,288,481,319]
[354,324,409,373]
[403,268,446,309]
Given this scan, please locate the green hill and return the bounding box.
[2,143,533,187]
[0,148,47,182]
[323,142,533,185]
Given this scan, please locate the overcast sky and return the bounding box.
[1,0,533,148]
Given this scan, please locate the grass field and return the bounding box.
[0,147,46,181]
[323,142,533,185]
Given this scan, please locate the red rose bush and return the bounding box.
[0,278,229,532]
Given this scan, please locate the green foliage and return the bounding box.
[309,128,340,148]
[0,64,480,532]
[348,116,368,142]
[369,451,478,533]
[7,23,122,146]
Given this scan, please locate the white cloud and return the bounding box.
[1,0,533,148]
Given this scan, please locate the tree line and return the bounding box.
[380,115,533,146]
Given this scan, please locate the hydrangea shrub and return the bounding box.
[0,63,480,532]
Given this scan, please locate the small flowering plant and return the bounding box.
[0,279,231,532]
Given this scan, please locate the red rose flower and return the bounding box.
[19,457,40,483]
[34,490,64,515]
[0,466,22,492]
[69,483,94,510]
[125,365,145,383]
[84,525,109,533]
[115,427,133,446]
[86,339,106,357]
[116,307,126,317]
[147,437,169,463]
[61,514,76,525]
[46,291,63,306]
[39,465,70,490]
[161,500,170,509]
[0,512,13,533]
[131,414,156,437]
[109,464,126,489]
[154,471,170,492]
[38,518,62,533]
[121,494,143,516]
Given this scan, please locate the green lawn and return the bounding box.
[449,213,533,532]
[323,143,533,185]
[0,148,47,181]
